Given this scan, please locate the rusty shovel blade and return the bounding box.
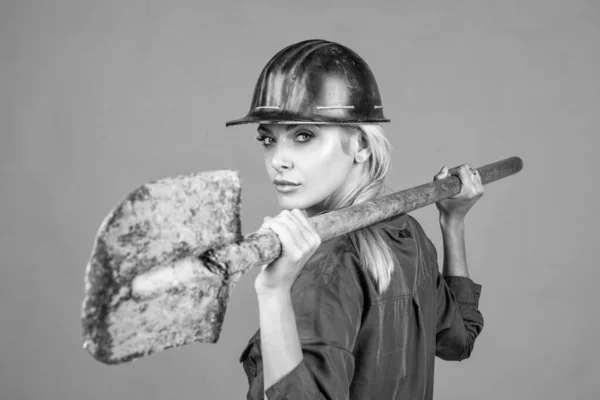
[81,170,243,364]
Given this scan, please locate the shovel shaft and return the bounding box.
[234,156,523,272]
[313,156,523,241]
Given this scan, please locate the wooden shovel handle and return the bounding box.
[313,156,523,241]
[235,156,523,272]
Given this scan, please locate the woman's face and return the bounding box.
[256,124,361,216]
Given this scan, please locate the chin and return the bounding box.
[276,193,313,211]
[276,197,304,210]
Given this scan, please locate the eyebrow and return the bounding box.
[257,124,317,135]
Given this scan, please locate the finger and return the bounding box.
[452,165,474,196]
[258,216,272,232]
[279,210,313,249]
[465,165,480,184]
[433,166,449,181]
[263,214,303,254]
[261,212,289,233]
[471,169,482,185]
[290,209,321,246]
[285,210,320,251]
[289,209,313,231]
[457,165,472,183]
[474,169,483,183]
[280,212,319,261]
[472,171,485,196]
[259,216,277,234]
[462,165,484,198]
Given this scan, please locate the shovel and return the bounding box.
[81,156,523,365]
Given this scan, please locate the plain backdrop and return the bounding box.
[1,0,598,399]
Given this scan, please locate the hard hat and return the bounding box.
[225,39,390,126]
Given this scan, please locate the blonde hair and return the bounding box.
[321,124,397,295]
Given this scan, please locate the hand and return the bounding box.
[254,209,322,296]
[434,164,484,222]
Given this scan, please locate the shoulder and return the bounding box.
[364,213,432,250]
[405,214,438,256]
[290,236,366,310]
[290,214,435,302]
[379,213,436,250]
[294,237,363,291]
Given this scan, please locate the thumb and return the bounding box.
[258,216,272,231]
[434,166,449,181]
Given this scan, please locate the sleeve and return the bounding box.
[435,273,484,361]
[247,252,364,400]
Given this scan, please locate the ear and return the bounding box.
[355,150,370,163]
[354,133,371,163]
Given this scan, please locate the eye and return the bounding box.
[256,135,275,147]
[295,131,314,142]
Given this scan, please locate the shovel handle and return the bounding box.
[233,156,523,272]
[312,156,523,241]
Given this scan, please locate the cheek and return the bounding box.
[303,143,352,190]
[264,153,274,176]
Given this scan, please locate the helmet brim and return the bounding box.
[225,114,391,127]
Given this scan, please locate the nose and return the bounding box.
[270,142,293,171]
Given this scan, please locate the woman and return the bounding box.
[226,40,484,400]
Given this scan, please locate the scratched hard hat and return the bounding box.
[225,39,390,126]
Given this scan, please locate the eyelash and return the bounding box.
[255,132,314,147]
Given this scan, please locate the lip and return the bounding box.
[274,182,301,194]
[273,179,300,186]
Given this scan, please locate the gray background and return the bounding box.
[1,0,598,399]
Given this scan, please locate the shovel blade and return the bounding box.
[82,170,242,364]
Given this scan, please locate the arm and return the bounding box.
[254,209,321,397]
[434,269,483,361]
[252,211,360,400]
[257,276,360,399]
[433,164,485,360]
[440,215,469,278]
[258,289,303,391]
[434,163,484,279]
[250,257,361,399]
